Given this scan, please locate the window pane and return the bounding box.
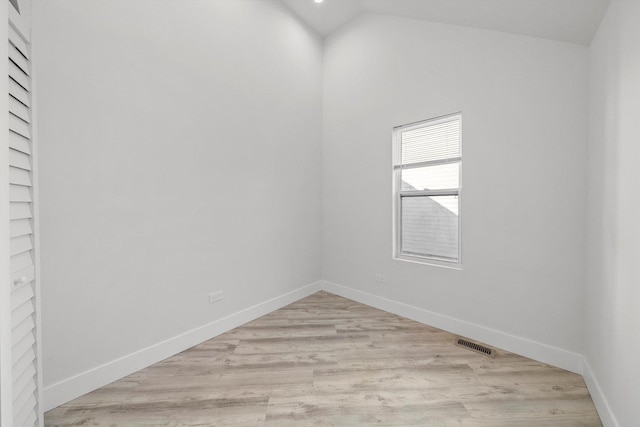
[401,195,459,261]
[401,162,459,192]
[401,117,460,165]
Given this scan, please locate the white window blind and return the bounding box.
[393,114,462,264]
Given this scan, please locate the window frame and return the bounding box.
[392,112,463,269]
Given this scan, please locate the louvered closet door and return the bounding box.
[8,17,40,427]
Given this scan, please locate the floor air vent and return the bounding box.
[455,337,496,358]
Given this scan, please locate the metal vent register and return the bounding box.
[455,337,496,358]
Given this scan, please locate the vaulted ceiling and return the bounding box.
[280,0,611,45]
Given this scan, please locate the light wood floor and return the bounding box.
[45,291,602,426]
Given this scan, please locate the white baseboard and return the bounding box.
[43,281,322,411]
[582,359,620,427]
[320,280,584,375]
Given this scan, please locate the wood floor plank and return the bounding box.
[45,291,602,426]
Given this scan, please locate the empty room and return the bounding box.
[1,0,638,425]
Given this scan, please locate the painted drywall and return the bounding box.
[33,0,322,388]
[322,14,588,356]
[585,0,640,425]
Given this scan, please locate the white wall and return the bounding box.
[586,1,640,425]
[323,14,588,360]
[33,0,322,389]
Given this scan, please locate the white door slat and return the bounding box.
[14,394,37,427]
[9,60,30,91]
[9,148,31,170]
[9,114,31,139]
[12,376,36,415]
[26,413,38,427]
[9,79,30,107]
[12,361,35,394]
[10,184,32,203]
[17,412,37,427]
[11,331,35,365]
[10,202,32,220]
[13,356,36,389]
[10,235,32,257]
[9,42,30,75]
[11,254,34,278]
[9,96,30,123]
[15,412,37,427]
[11,265,35,288]
[10,283,34,311]
[11,251,34,275]
[12,347,35,378]
[11,299,34,330]
[10,166,31,186]
[12,316,35,350]
[9,25,30,59]
[9,130,31,154]
[10,218,32,238]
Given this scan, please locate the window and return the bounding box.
[393,113,462,266]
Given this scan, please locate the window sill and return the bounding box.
[393,253,463,270]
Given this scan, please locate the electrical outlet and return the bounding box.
[375,274,385,283]
[209,291,223,303]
